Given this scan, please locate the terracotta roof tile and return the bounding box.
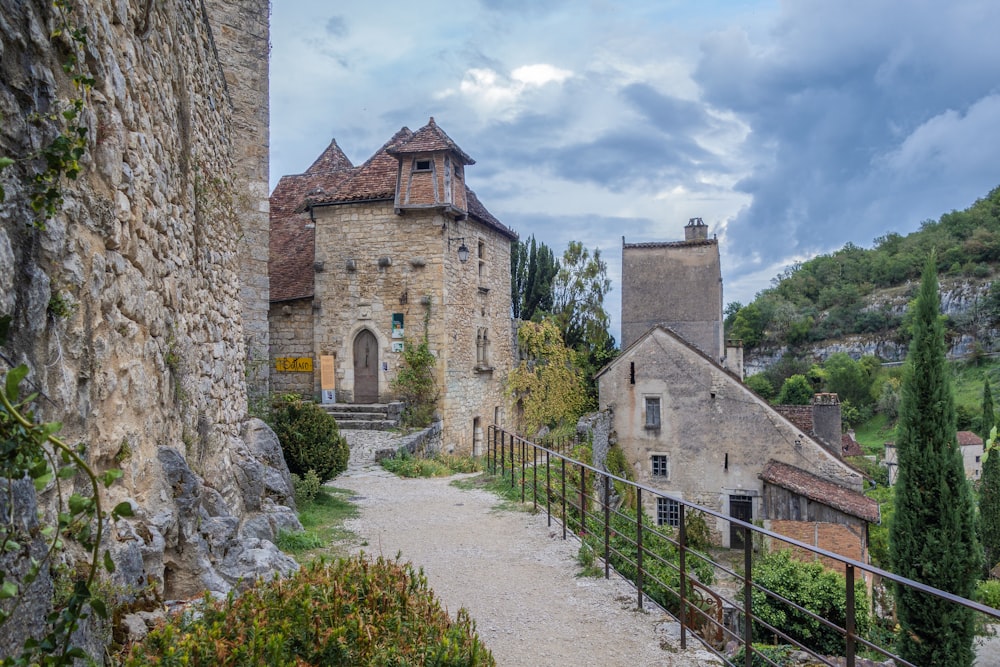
[312,127,413,205]
[467,189,517,241]
[760,460,880,523]
[305,139,354,174]
[269,211,314,302]
[958,431,983,446]
[841,433,865,457]
[389,117,475,165]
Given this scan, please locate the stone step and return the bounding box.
[325,411,388,421]
[320,402,393,414]
[336,419,398,431]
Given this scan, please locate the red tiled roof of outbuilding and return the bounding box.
[760,460,880,523]
[958,431,983,446]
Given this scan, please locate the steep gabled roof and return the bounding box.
[305,139,354,174]
[958,431,983,447]
[388,117,475,165]
[841,433,865,457]
[760,460,880,523]
[467,188,517,241]
[311,127,413,205]
[269,210,314,302]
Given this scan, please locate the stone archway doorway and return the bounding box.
[353,329,379,403]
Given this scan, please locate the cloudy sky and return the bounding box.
[269,0,1000,344]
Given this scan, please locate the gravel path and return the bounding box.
[336,430,724,666]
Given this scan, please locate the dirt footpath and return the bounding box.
[336,431,723,667]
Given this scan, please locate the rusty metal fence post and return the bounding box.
[679,503,687,650]
[636,487,644,611]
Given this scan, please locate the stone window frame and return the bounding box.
[644,395,661,430]
[650,453,669,478]
[413,157,432,172]
[475,327,493,372]
[656,497,680,528]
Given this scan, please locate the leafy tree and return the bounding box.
[776,374,813,405]
[823,352,876,409]
[745,373,775,400]
[506,319,588,435]
[889,255,981,667]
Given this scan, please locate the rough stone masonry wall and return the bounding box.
[0,0,295,651]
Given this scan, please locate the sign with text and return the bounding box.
[275,357,313,372]
[391,313,404,338]
[320,355,336,404]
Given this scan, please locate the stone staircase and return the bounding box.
[320,402,402,431]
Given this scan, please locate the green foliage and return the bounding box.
[380,450,482,478]
[291,469,322,505]
[980,427,1000,575]
[269,397,348,484]
[392,333,439,428]
[975,579,1000,610]
[732,644,795,667]
[290,487,359,562]
[727,186,1000,351]
[510,235,558,321]
[507,319,589,435]
[1,365,130,665]
[983,381,996,445]
[890,254,982,666]
[274,529,325,553]
[776,374,813,405]
[122,555,495,666]
[744,550,871,656]
[865,483,894,568]
[745,373,775,400]
[604,444,636,510]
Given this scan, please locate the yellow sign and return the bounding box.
[320,355,336,390]
[275,357,313,372]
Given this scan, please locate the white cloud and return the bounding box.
[438,63,574,121]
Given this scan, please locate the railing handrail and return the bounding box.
[485,424,1000,666]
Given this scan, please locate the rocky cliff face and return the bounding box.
[745,277,997,374]
[0,0,290,655]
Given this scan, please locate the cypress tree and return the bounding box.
[889,254,982,666]
[980,380,1000,575]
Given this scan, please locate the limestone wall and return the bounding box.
[269,298,314,397]
[310,202,512,452]
[0,0,291,636]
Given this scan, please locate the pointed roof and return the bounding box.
[305,139,354,174]
[760,460,880,523]
[388,117,475,165]
[312,127,413,205]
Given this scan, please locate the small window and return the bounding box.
[977,455,982,463]
[414,159,432,171]
[476,328,491,368]
[645,396,661,429]
[651,454,668,477]
[657,497,680,528]
[478,240,485,259]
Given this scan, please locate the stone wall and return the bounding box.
[268,298,314,397]
[310,201,512,452]
[0,1,293,653]
[621,239,723,359]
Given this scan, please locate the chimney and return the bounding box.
[811,393,842,456]
[724,338,744,378]
[685,217,708,241]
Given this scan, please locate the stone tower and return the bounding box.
[620,218,723,360]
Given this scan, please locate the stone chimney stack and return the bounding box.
[724,338,744,378]
[685,217,709,241]
[812,393,842,456]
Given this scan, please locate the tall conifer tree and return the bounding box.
[889,254,981,666]
[980,380,1000,575]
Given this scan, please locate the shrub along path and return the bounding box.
[336,430,724,666]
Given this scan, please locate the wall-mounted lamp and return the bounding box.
[448,236,470,263]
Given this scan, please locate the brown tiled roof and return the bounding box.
[623,239,717,249]
[774,405,813,434]
[760,460,880,523]
[269,121,514,302]
[388,117,475,165]
[467,189,517,240]
[958,431,983,446]
[841,434,865,457]
[306,139,354,174]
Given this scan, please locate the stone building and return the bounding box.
[598,220,877,564]
[1,1,296,656]
[884,430,984,485]
[621,218,724,360]
[269,119,517,454]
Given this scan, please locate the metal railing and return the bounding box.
[486,425,1000,667]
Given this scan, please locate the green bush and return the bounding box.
[381,450,482,478]
[732,644,794,667]
[122,555,494,666]
[975,580,1000,609]
[269,397,349,483]
[743,550,871,656]
[291,468,323,504]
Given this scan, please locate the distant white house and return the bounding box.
[884,430,984,485]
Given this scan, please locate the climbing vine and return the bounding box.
[1,366,132,665]
[391,302,439,428]
[0,0,93,228]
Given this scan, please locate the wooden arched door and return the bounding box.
[353,329,379,403]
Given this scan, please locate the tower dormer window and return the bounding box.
[414,158,432,171]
